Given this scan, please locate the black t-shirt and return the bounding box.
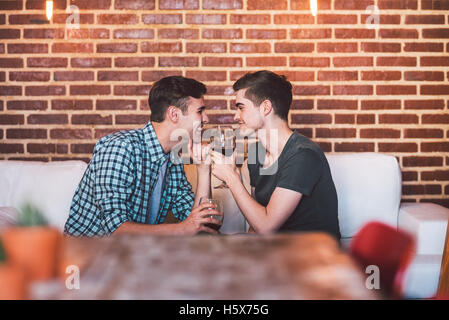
[248,131,341,240]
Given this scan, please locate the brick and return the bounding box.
[422,0,449,10]
[72,114,112,125]
[357,114,375,124]
[8,14,47,24]
[25,86,65,96]
[94,128,127,139]
[9,71,50,82]
[97,43,137,53]
[294,86,331,96]
[116,114,149,125]
[421,56,449,66]
[115,57,155,67]
[114,85,149,96]
[68,29,109,39]
[24,29,64,39]
[114,29,154,39]
[291,114,332,124]
[405,71,444,81]
[406,15,445,24]
[316,128,356,138]
[248,0,287,9]
[54,71,94,81]
[0,29,20,39]
[186,14,226,25]
[275,43,313,53]
[204,99,227,110]
[379,114,418,124]
[203,57,242,67]
[422,171,449,181]
[362,71,401,81]
[379,143,418,153]
[71,144,95,154]
[142,14,182,24]
[422,114,449,124]
[404,100,445,110]
[403,171,418,181]
[0,72,4,81]
[247,57,286,67]
[333,57,373,68]
[0,0,23,10]
[159,0,199,10]
[0,15,4,24]
[291,0,331,10]
[52,100,93,110]
[274,14,312,25]
[53,14,94,24]
[8,44,47,54]
[7,100,47,110]
[115,0,155,9]
[421,142,449,152]
[28,114,68,124]
[404,43,444,52]
[403,185,442,195]
[247,29,286,40]
[70,86,110,96]
[231,14,270,24]
[377,85,417,95]
[360,129,400,139]
[334,0,374,10]
[98,71,138,81]
[318,43,358,53]
[421,85,449,95]
[142,71,182,82]
[203,0,242,9]
[0,115,24,125]
[317,100,358,110]
[318,71,358,81]
[52,43,93,53]
[96,100,137,111]
[71,58,111,68]
[403,156,443,167]
[335,114,355,124]
[335,29,375,39]
[28,57,67,68]
[291,29,331,39]
[423,29,449,39]
[188,43,226,53]
[291,57,330,67]
[0,86,21,96]
[333,85,373,95]
[404,129,444,139]
[378,0,418,9]
[377,57,417,66]
[280,71,314,82]
[141,42,181,53]
[318,14,357,24]
[361,14,401,25]
[27,143,57,154]
[97,14,138,25]
[159,57,198,67]
[50,129,92,139]
[362,42,401,53]
[335,143,375,152]
[0,144,24,153]
[361,100,401,110]
[203,29,242,39]
[159,29,199,39]
[291,100,314,110]
[7,129,47,139]
[70,0,111,9]
[185,71,227,81]
[380,29,419,39]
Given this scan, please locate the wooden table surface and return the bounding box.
[36,232,378,300]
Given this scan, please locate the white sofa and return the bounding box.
[0,154,448,299]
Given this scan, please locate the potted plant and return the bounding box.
[0,236,28,299]
[1,203,61,282]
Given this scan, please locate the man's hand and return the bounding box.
[210,151,238,185]
[190,140,211,173]
[178,202,223,235]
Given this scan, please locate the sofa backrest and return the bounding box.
[0,160,87,231]
[326,153,402,240]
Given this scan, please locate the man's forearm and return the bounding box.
[113,221,184,236]
[193,166,211,208]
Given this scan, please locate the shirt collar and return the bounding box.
[143,122,171,163]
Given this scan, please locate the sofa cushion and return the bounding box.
[0,160,87,231]
[326,153,401,239]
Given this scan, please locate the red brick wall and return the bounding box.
[0,0,448,207]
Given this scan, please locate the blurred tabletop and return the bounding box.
[33,232,378,300]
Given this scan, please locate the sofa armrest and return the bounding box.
[398,203,449,255]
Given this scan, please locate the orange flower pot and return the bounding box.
[0,263,28,300]
[2,227,61,282]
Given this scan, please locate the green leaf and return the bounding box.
[17,203,48,227]
[0,237,6,262]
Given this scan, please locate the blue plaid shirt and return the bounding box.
[64,122,195,237]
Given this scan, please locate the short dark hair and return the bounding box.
[233,70,292,121]
[148,76,207,122]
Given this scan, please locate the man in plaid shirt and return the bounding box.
[64,76,221,237]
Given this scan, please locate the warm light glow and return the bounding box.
[310,0,317,17]
[46,1,53,21]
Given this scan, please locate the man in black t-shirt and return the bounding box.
[210,70,340,240]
